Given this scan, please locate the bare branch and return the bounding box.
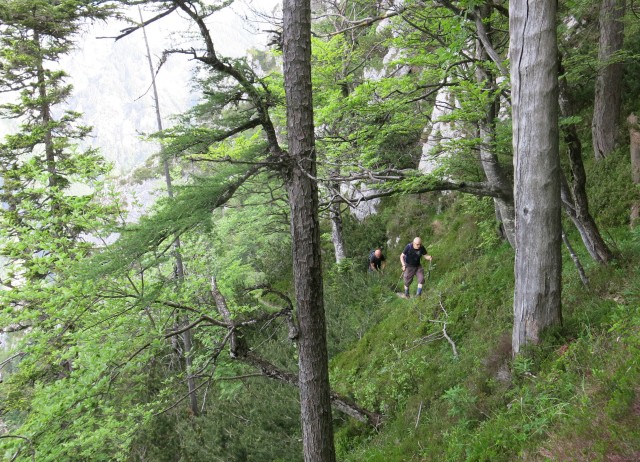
[437,295,458,359]
[215,372,264,381]
[154,299,228,328]
[245,284,299,340]
[112,342,152,372]
[153,378,211,416]
[99,5,179,41]
[164,317,211,338]
[316,7,406,38]
[320,179,509,210]
[0,435,35,462]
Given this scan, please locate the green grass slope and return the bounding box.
[326,189,640,461]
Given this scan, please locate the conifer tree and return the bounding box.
[0,0,113,283]
[0,3,115,457]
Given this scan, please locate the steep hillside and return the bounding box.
[323,154,640,461]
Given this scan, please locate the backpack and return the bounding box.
[367,250,376,269]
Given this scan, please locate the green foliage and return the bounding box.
[339,209,391,268]
[328,176,640,462]
[3,0,640,460]
[587,148,637,227]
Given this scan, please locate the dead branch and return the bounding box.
[245,284,299,340]
[406,295,458,358]
[100,5,179,41]
[152,378,211,416]
[215,373,264,381]
[415,401,423,429]
[562,228,589,287]
[164,317,211,338]
[0,435,35,462]
[437,295,459,358]
[403,332,444,353]
[316,7,406,38]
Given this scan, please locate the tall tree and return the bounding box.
[0,1,112,305]
[112,0,339,458]
[283,0,336,459]
[509,0,562,354]
[592,0,625,159]
[0,1,116,458]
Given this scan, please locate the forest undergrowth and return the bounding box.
[324,159,640,461]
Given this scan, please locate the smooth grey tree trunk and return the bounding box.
[510,0,562,355]
[629,114,640,226]
[592,0,625,160]
[283,0,336,460]
[479,112,516,249]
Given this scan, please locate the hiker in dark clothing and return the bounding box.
[368,248,386,273]
[400,237,432,297]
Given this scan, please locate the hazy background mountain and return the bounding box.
[63,0,281,174]
[0,0,281,359]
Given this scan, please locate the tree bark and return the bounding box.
[329,202,347,263]
[592,0,625,160]
[474,18,515,248]
[283,0,336,460]
[510,0,562,355]
[629,113,640,226]
[558,64,614,264]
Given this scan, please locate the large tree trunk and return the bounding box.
[283,1,336,460]
[510,0,562,355]
[629,114,640,226]
[558,66,614,264]
[592,0,625,160]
